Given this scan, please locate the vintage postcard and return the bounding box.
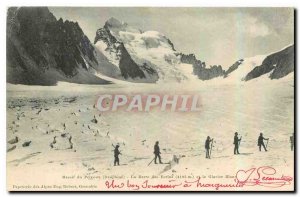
[6,7,294,191]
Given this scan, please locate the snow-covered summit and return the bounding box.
[94,17,187,83]
[104,17,141,35]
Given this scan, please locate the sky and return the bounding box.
[49,7,294,68]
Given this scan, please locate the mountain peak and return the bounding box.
[103,17,142,35]
[105,17,125,28]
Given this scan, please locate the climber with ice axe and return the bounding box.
[257,133,269,152]
[148,141,163,166]
[205,136,213,159]
[233,132,242,155]
[112,144,122,166]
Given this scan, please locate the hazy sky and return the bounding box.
[49,7,294,67]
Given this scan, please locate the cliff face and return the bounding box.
[7,7,109,85]
[94,25,147,80]
[245,45,294,81]
[179,53,225,80]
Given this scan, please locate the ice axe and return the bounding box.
[147,158,155,166]
[266,139,269,149]
[209,138,214,159]
[238,136,242,148]
[112,144,122,155]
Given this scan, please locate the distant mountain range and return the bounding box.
[6,7,295,85]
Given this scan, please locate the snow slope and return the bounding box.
[224,55,267,83]
[6,76,294,191]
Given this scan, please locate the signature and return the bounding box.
[103,166,293,190]
[235,166,293,188]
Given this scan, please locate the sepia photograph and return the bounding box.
[5,6,295,192]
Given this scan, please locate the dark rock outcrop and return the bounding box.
[8,136,19,144]
[22,141,31,147]
[245,45,294,81]
[165,37,176,51]
[7,7,110,85]
[224,59,244,78]
[7,145,17,152]
[179,53,225,80]
[118,43,146,79]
